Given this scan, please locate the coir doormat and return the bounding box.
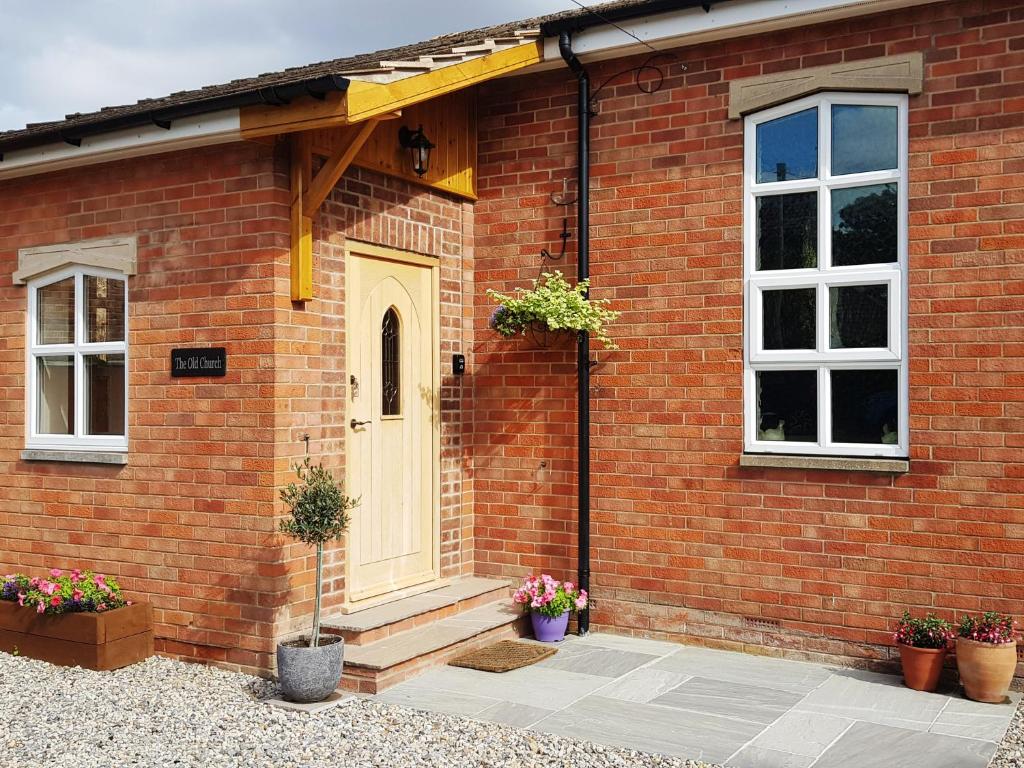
[449,640,557,673]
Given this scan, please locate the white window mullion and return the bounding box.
[74,272,85,440]
[816,279,828,355]
[818,366,830,449]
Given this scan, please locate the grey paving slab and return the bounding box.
[652,646,832,695]
[825,666,907,687]
[539,695,764,763]
[938,690,1022,714]
[403,663,609,710]
[729,746,816,768]
[747,710,852,758]
[536,646,658,678]
[373,632,1018,766]
[651,676,803,726]
[376,683,498,717]
[571,632,684,657]
[476,701,554,728]
[930,695,1019,742]
[812,721,996,768]
[599,668,692,703]
[793,673,949,731]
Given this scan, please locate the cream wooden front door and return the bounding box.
[346,245,440,606]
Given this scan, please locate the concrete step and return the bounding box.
[321,576,510,646]
[339,600,528,694]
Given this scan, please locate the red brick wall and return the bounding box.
[0,142,289,673]
[473,0,1024,671]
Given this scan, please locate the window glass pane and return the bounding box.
[85,354,126,436]
[756,108,818,183]
[830,284,888,348]
[37,356,74,434]
[86,276,125,343]
[37,278,75,345]
[381,308,400,416]
[832,105,898,176]
[831,369,898,444]
[763,288,815,350]
[756,193,817,270]
[831,183,897,266]
[756,370,817,442]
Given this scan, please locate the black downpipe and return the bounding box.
[559,31,591,636]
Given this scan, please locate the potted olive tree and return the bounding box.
[277,457,358,703]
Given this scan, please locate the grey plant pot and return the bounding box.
[276,635,344,703]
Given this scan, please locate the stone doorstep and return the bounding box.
[320,576,511,646]
[340,606,529,694]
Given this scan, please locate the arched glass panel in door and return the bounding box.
[381,307,400,416]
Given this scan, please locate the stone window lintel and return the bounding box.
[729,53,924,120]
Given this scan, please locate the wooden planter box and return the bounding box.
[0,600,153,670]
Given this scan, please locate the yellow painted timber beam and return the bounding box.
[241,42,540,139]
[345,41,542,123]
[290,132,313,302]
[302,118,381,212]
[241,91,347,140]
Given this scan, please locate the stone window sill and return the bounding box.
[21,449,128,466]
[740,454,909,473]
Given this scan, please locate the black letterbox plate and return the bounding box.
[171,347,227,377]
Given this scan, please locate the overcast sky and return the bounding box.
[0,1,575,132]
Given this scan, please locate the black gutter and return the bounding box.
[541,0,719,36]
[559,30,592,637]
[0,74,349,156]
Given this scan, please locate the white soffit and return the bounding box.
[0,110,241,182]
[539,0,935,66]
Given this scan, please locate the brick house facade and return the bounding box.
[0,0,1021,678]
[473,0,1024,670]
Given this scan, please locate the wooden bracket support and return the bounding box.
[289,118,381,302]
[289,133,314,302]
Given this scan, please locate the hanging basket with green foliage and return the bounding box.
[486,271,619,350]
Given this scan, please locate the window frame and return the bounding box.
[26,265,129,452]
[742,92,909,458]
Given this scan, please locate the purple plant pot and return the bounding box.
[531,610,570,642]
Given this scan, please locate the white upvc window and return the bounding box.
[26,266,128,452]
[743,92,909,458]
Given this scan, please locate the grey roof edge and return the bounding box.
[540,0,717,35]
[0,1,692,156]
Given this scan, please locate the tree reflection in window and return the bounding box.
[381,308,400,415]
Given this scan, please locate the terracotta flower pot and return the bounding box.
[898,643,947,692]
[956,638,1017,703]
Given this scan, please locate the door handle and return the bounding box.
[350,418,371,429]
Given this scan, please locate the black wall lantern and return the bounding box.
[398,124,435,177]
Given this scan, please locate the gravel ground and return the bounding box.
[990,696,1024,768]
[0,653,726,768]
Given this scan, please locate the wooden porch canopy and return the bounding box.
[239,40,542,301]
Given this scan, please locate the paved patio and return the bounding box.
[376,633,1020,767]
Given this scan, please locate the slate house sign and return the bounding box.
[171,347,227,377]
